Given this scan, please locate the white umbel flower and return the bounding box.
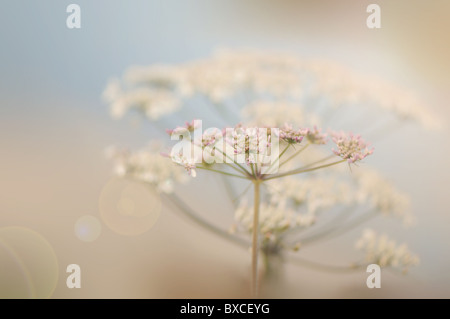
[106,142,189,193]
[354,168,414,226]
[102,79,181,121]
[235,199,315,243]
[356,229,419,272]
[241,100,321,128]
[267,176,354,215]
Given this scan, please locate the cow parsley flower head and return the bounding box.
[166,119,200,135]
[354,168,414,226]
[332,132,374,163]
[279,124,308,144]
[356,229,419,272]
[241,100,321,128]
[306,126,328,145]
[106,143,189,193]
[102,79,181,121]
[234,199,315,245]
[267,176,354,215]
[171,154,197,177]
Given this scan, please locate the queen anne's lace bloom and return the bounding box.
[105,49,425,278]
[234,199,315,244]
[354,168,413,226]
[103,79,181,120]
[267,176,354,215]
[332,132,374,163]
[279,124,308,144]
[106,143,189,193]
[171,154,197,177]
[241,100,321,128]
[356,229,419,272]
[105,49,441,129]
[306,126,328,145]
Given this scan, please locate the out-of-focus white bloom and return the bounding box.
[185,49,305,101]
[241,100,321,128]
[356,229,419,272]
[106,143,189,193]
[267,176,354,215]
[105,49,442,129]
[354,168,414,226]
[102,79,181,121]
[307,59,442,130]
[234,199,315,243]
[306,126,328,144]
[332,132,373,163]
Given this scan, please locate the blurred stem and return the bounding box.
[219,174,236,208]
[233,182,252,205]
[165,192,248,248]
[251,180,261,298]
[285,206,355,240]
[288,256,365,273]
[300,210,377,247]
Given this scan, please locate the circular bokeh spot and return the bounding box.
[0,227,59,299]
[99,178,162,236]
[74,215,102,242]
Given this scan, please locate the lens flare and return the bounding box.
[99,178,162,236]
[0,227,58,299]
[74,215,102,242]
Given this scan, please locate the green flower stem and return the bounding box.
[278,143,310,169]
[196,166,249,180]
[216,148,251,176]
[263,159,346,181]
[288,256,365,273]
[264,144,291,175]
[251,180,261,298]
[300,211,377,247]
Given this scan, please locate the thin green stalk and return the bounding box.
[300,211,376,246]
[224,162,251,177]
[196,166,249,180]
[279,143,310,169]
[233,182,253,205]
[263,159,346,181]
[288,256,365,273]
[285,206,356,240]
[251,180,261,298]
[250,163,255,178]
[216,148,251,176]
[264,144,291,175]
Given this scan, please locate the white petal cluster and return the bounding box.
[354,168,414,226]
[356,229,419,271]
[241,100,320,128]
[234,199,315,242]
[332,132,374,163]
[106,143,189,193]
[104,49,441,129]
[307,59,442,129]
[267,176,354,215]
[103,78,181,121]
